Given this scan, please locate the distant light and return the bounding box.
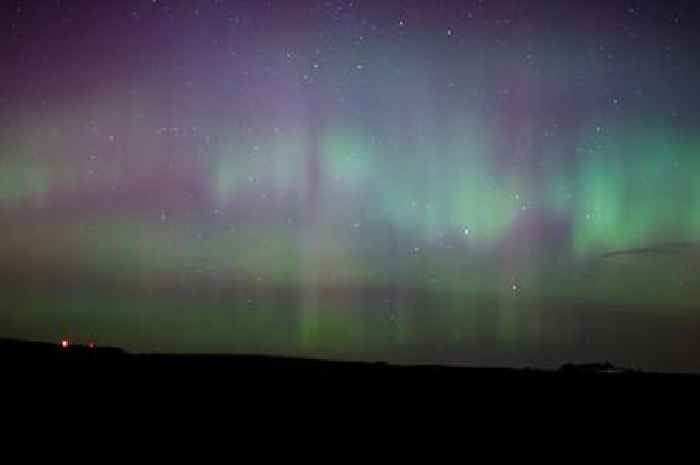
[60,339,70,349]
[88,341,96,349]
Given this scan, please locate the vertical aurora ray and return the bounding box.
[2,0,700,371]
[574,123,700,256]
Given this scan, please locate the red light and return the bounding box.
[88,341,96,349]
[60,339,70,349]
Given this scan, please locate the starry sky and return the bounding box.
[2,0,700,371]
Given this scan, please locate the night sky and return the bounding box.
[2,0,700,371]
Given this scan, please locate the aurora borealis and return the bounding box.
[2,0,700,371]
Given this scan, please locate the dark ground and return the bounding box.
[3,337,697,381]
